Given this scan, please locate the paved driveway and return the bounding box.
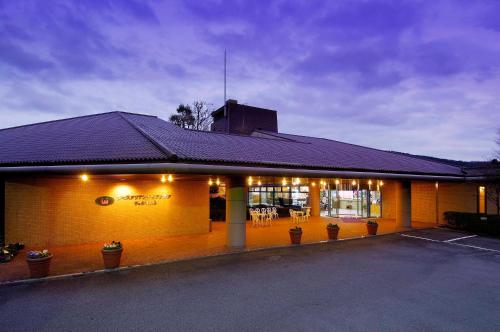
[1,229,500,331]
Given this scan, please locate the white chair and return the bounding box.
[265,208,273,224]
[289,209,298,224]
[264,210,272,226]
[249,209,259,227]
[304,207,311,222]
[271,207,279,220]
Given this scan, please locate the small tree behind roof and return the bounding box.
[169,101,213,131]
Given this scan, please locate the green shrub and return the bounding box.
[444,211,500,236]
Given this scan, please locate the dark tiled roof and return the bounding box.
[0,111,466,176]
[0,112,171,165]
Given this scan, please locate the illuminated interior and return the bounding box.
[248,184,310,207]
[320,179,382,218]
[479,186,486,213]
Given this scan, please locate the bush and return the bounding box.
[444,211,500,236]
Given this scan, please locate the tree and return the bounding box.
[169,104,195,129]
[169,101,213,131]
[191,100,213,131]
[485,129,500,215]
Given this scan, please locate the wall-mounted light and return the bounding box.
[335,179,339,185]
[216,178,220,186]
[168,174,173,182]
[311,182,316,187]
[81,174,89,182]
[380,180,384,186]
[208,178,213,186]
[248,176,253,186]
[352,180,356,186]
[257,180,262,186]
[368,180,372,185]
[435,181,439,189]
[282,178,287,186]
[161,175,167,183]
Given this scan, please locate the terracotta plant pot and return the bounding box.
[289,229,302,245]
[366,223,378,235]
[327,227,339,240]
[26,255,53,278]
[101,248,123,269]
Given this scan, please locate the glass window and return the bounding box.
[320,179,382,218]
[248,191,260,206]
[479,186,486,214]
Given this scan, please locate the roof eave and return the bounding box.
[0,162,467,181]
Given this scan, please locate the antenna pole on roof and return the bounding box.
[224,48,229,133]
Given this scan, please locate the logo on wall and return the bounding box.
[95,196,115,206]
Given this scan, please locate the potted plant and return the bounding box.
[102,241,123,269]
[326,223,340,240]
[26,250,52,278]
[366,220,379,235]
[289,226,303,245]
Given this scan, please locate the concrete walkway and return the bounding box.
[0,217,431,282]
[1,229,500,331]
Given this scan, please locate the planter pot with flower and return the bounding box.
[289,226,303,245]
[26,250,53,278]
[102,241,123,269]
[366,220,379,235]
[326,223,340,240]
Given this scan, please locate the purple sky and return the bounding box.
[1,0,499,161]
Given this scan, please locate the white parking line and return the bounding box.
[400,233,441,242]
[444,235,477,243]
[401,233,500,253]
[451,243,500,253]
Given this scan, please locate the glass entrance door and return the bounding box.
[320,180,382,218]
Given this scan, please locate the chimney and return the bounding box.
[211,101,278,135]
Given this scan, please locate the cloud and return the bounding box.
[0,0,499,160]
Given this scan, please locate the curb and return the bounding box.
[0,227,434,287]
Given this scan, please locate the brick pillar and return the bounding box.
[310,182,320,217]
[226,176,246,248]
[396,180,412,228]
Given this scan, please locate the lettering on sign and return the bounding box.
[117,194,172,206]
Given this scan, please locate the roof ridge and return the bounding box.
[251,130,300,142]
[0,111,157,132]
[183,128,311,144]
[117,113,178,161]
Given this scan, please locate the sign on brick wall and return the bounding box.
[95,194,171,206]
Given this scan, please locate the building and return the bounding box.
[0,101,498,249]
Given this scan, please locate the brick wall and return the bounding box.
[411,181,437,224]
[381,180,396,219]
[437,182,478,223]
[386,180,478,225]
[5,176,209,247]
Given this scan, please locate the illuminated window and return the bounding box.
[478,186,486,214]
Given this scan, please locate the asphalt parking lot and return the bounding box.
[401,227,500,252]
[1,228,500,332]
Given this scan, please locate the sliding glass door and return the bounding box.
[320,180,382,218]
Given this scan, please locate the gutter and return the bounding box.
[0,162,467,181]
